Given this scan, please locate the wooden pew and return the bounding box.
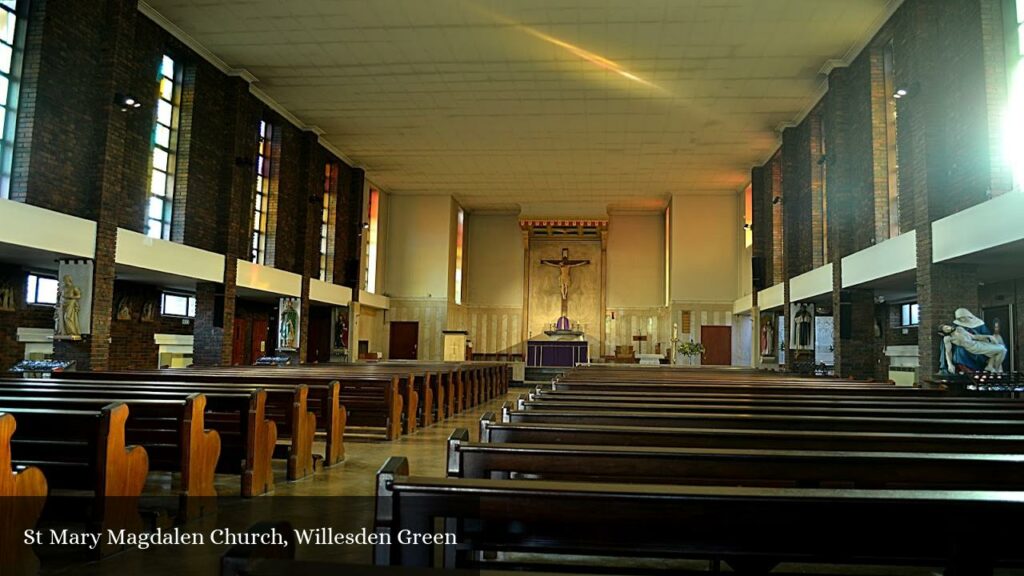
[549,380,946,396]
[447,428,1024,489]
[501,402,1024,435]
[3,402,148,555]
[516,395,1024,420]
[479,412,1024,454]
[374,456,1024,574]
[41,377,313,478]
[1,413,48,576]
[52,372,346,457]
[0,393,219,514]
[530,388,1024,409]
[0,381,275,497]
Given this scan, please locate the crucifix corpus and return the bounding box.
[541,248,591,323]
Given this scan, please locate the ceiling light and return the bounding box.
[114,93,142,111]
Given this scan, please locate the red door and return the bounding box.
[232,318,248,366]
[251,317,269,363]
[388,321,419,360]
[700,326,732,366]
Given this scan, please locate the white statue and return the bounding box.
[940,323,1007,374]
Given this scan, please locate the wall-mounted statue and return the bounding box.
[939,308,1007,374]
[140,300,155,323]
[116,297,133,321]
[0,280,15,312]
[56,275,82,337]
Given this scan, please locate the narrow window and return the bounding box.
[146,54,180,240]
[454,207,464,305]
[1003,0,1024,187]
[25,273,58,305]
[882,39,901,238]
[900,303,920,327]
[364,188,380,293]
[251,120,272,264]
[819,117,829,263]
[319,163,334,281]
[0,0,24,199]
[161,292,196,318]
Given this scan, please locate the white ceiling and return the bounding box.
[145,0,895,216]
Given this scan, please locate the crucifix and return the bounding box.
[541,248,590,318]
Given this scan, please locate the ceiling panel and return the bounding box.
[145,0,894,215]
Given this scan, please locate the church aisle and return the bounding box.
[274,389,520,497]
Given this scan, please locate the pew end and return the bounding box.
[180,393,221,521]
[479,412,496,442]
[446,429,470,477]
[1,413,48,576]
[374,456,410,566]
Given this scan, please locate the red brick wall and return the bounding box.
[2,0,365,368]
[0,266,57,371]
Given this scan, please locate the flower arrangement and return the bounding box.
[677,340,706,359]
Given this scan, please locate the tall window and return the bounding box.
[251,120,272,264]
[319,163,335,281]
[819,117,829,263]
[364,188,380,293]
[1004,0,1024,187]
[146,55,180,240]
[454,207,464,305]
[0,1,24,200]
[882,38,901,238]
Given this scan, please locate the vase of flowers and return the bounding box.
[677,340,706,366]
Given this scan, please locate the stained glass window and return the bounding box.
[251,120,272,264]
[146,54,180,239]
[319,162,335,281]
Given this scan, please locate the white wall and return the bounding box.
[384,195,452,299]
[670,194,740,304]
[465,212,523,307]
[607,212,665,308]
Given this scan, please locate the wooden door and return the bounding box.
[306,307,332,363]
[389,321,419,360]
[251,317,269,363]
[701,325,732,366]
[231,318,248,366]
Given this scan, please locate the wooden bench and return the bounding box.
[549,380,946,396]
[479,412,1024,453]
[3,401,148,555]
[516,395,1024,420]
[530,388,1024,409]
[0,380,276,497]
[500,402,1024,434]
[374,456,1024,574]
[51,372,346,457]
[447,428,1024,489]
[1,413,48,575]
[0,393,219,515]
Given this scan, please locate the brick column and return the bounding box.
[297,132,323,364]
[836,288,879,379]
[54,0,137,370]
[192,78,258,366]
[915,227,979,381]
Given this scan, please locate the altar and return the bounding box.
[527,339,589,367]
